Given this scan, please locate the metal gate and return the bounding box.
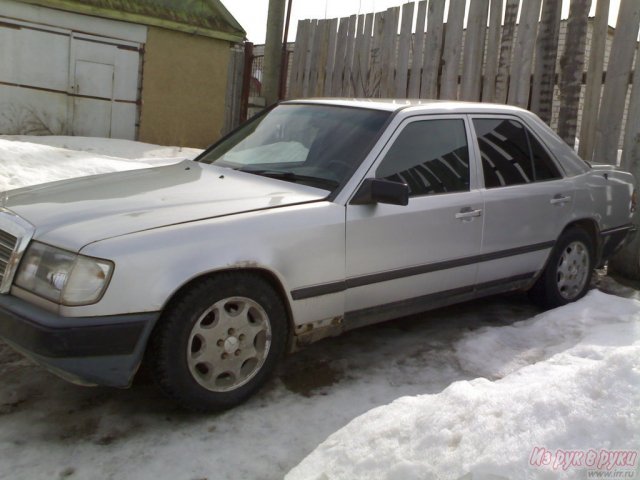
[0,17,142,139]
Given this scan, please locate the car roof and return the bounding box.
[283,97,591,178]
[283,98,528,115]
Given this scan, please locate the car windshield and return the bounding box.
[197,104,391,192]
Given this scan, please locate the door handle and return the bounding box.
[550,194,571,205]
[455,207,483,220]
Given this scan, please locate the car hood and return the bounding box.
[2,161,328,251]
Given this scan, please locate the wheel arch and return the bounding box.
[145,268,293,411]
[561,218,601,264]
[528,220,597,308]
[155,267,295,341]
[530,218,600,287]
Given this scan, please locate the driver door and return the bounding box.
[344,116,484,325]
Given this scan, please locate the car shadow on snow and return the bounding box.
[0,293,564,464]
[1,291,541,414]
[278,291,542,398]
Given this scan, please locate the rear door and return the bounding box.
[470,116,575,286]
[345,115,484,322]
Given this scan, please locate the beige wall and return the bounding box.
[139,26,230,148]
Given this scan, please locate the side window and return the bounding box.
[473,118,561,188]
[529,132,562,181]
[376,119,470,197]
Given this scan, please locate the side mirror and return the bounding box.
[351,178,409,206]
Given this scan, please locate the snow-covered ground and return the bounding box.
[0,135,201,191]
[288,287,640,480]
[0,137,638,480]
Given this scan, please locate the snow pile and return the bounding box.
[1,135,202,160]
[287,290,640,480]
[0,136,202,191]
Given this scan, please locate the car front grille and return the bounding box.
[0,228,18,288]
[0,210,35,294]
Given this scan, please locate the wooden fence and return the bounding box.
[286,0,640,167]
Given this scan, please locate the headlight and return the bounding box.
[15,242,114,306]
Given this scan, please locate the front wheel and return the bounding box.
[149,273,289,412]
[529,228,594,309]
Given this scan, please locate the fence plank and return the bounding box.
[494,0,519,103]
[508,0,541,107]
[389,7,401,95]
[324,18,339,97]
[319,20,333,96]
[369,12,385,97]
[360,13,375,97]
[378,10,390,96]
[557,0,591,147]
[302,20,318,97]
[621,43,640,172]
[288,20,305,98]
[287,24,299,98]
[331,17,349,96]
[312,20,330,96]
[381,7,400,97]
[342,14,358,96]
[395,2,414,97]
[460,0,489,101]
[409,0,428,97]
[579,0,610,161]
[421,0,446,98]
[482,0,503,102]
[224,45,244,132]
[307,19,321,97]
[593,0,640,164]
[439,0,465,99]
[297,20,312,98]
[353,14,366,97]
[530,0,562,123]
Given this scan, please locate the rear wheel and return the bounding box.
[149,273,288,412]
[529,228,594,309]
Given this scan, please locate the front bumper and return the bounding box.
[0,293,159,387]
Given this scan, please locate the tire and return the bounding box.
[529,228,594,309]
[149,273,289,412]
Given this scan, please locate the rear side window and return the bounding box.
[376,119,470,197]
[473,118,561,188]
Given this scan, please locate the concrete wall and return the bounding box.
[139,26,230,148]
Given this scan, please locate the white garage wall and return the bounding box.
[0,0,146,139]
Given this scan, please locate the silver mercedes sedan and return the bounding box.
[0,99,635,411]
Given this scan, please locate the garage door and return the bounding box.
[0,18,142,139]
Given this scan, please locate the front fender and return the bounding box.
[61,202,346,328]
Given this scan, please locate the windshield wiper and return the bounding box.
[237,169,339,190]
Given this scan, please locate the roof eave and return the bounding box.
[20,0,246,43]
[208,0,245,37]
